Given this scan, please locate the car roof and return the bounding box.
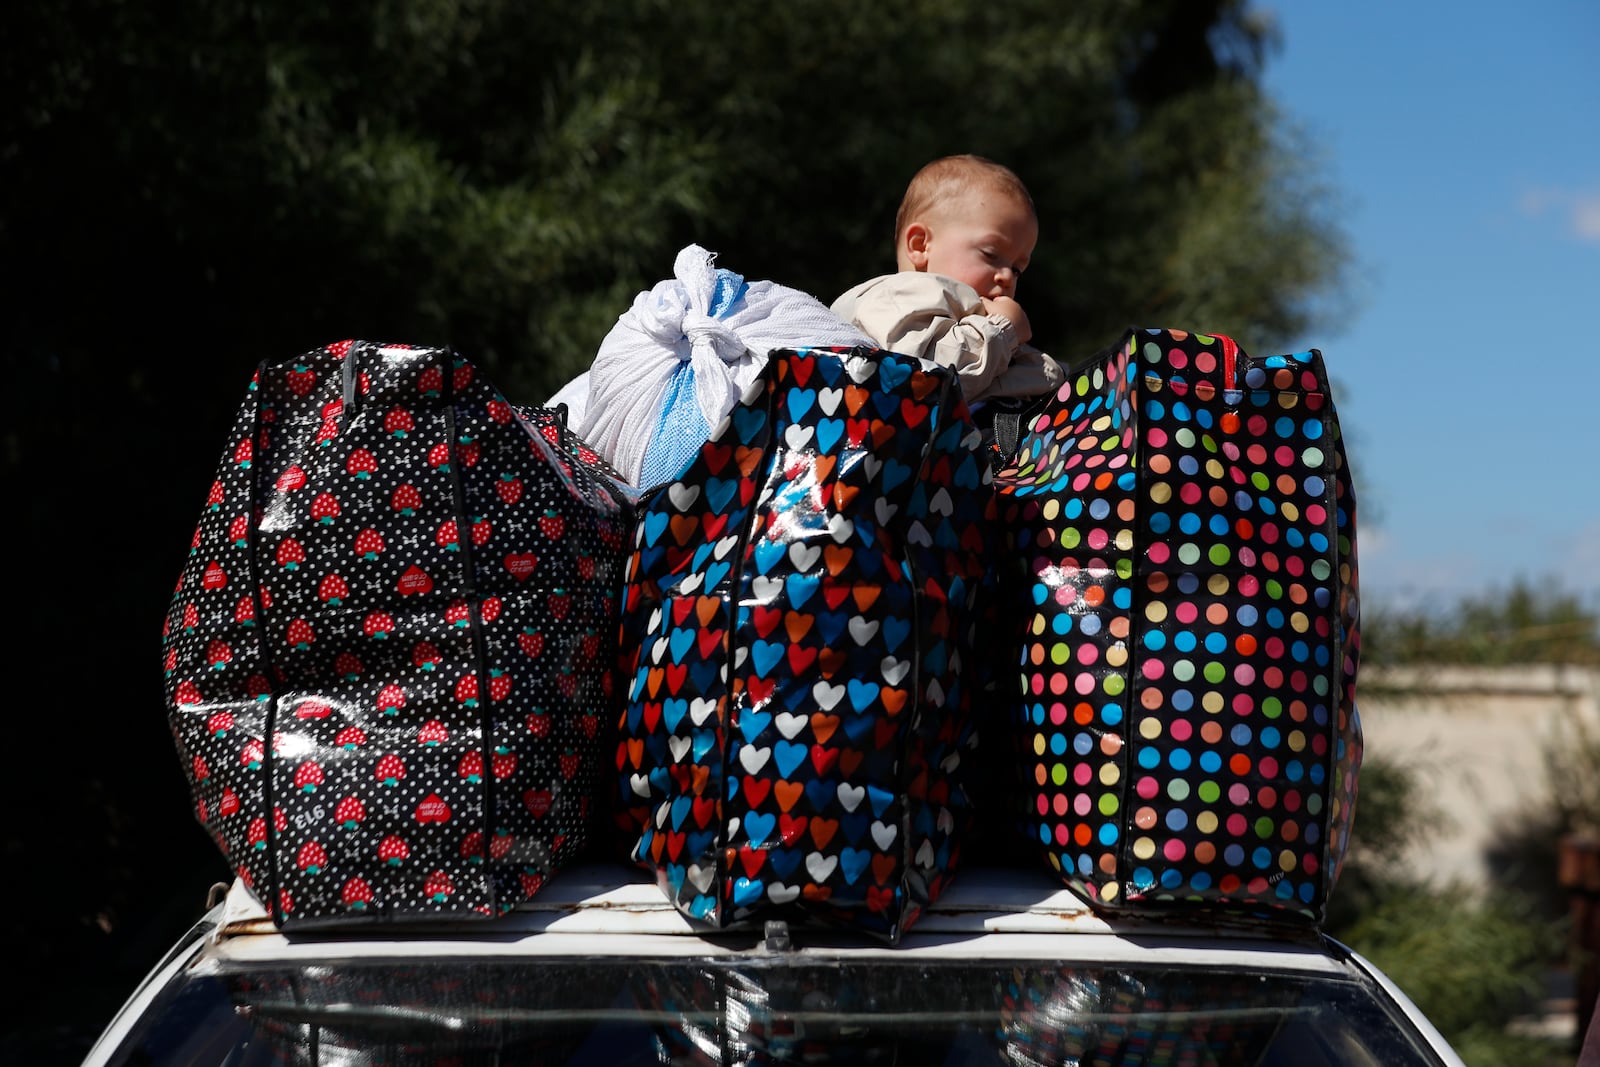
[197,861,1349,976]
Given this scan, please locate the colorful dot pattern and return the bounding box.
[991,328,1361,923]
[163,340,634,927]
[615,346,995,942]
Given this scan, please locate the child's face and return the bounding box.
[913,188,1038,300]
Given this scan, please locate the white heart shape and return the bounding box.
[690,698,717,725]
[668,483,701,511]
[848,616,880,645]
[871,821,898,850]
[828,513,855,543]
[880,656,910,685]
[906,520,933,546]
[668,735,692,762]
[768,881,800,904]
[739,745,771,773]
[789,542,821,571]
[687,864,716,893]
[817,387,843,415]
[837,783,865,812]
[785,423,815,451]
[806,852,839,881]
[813,681,845,711]
[874,496,899,524]
[775,712,807,739]
[752,576,784,602]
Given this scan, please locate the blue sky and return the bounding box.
[1256,1,1599,616]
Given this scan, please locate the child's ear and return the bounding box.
[902,222,932,271]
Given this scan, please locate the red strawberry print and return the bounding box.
[276,538,306,570]
[335,795,366,829]
[318,573,349,604]
[383,406,414,438]
[427,442,451,470]
[232,438,252,469]
[164,645,179,677]
[556,667,579,699]
[218,787,240,818]
[580,709,599,740]
[454,675,479,707]
[342,878,375,910]
[459,751,484,782]
[377,683,406,716]
[549,588,571,620]
[379,835,410,866]
[181,602,201,632]
[363,611,395,639]
[418,366,443,396]
[412,641,441,671]
[297,840,328,873]
[310,492,340,524]
[313,414,340,448]
[392,483,421,514]
[375,753,406,786]
[417,719,449,746]
[496,474,523,505]
[519,871,545,897]
[335,726,366,749]
[469,516,491,546]
[346,447,377,479]
[458,439,481,467]
[286,363,316,396]
[539,509,565,539]
[354,527,385,559]
[424,870,455,903]
[461,831,486,863]
[488,669,512,702]
[491,746,517,779]
[580,629,601,659]
[286,619,314,650]
[526,707,550,738]
[559,748,580,779]
[436,520,461,551]
[486,398,513,424]
[206,480,226,511]
[247,817,269,851]
[293,761,324,793]
[490,831,514,860]
[202,708,230,737]
[335,651,364,680]
[517,629,544,659]
[445,600,471,628]
[191,755,210,782]
[576,553,596,580]
[228,514,250,547]
[233,596,256,625]
[452,361,473,390]
[480,595,502,623]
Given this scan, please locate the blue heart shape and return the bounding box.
[806,776,835,810]
[843,713,876,743]
[815,608,846,646]
[752,640,784,678]
[841,810,871,844]
[785,572,818,609]
[637,543,666,575]
[732,877,766,907]
[817,417,844,453]
[872,389,900,419]
[847,678,880,712]
[669,628,695,664]
[769,847,802,879]
[686,830,717,858]
[839,846,872,885]
[706,477,739,514]
[644,511,671,544]
[740,709,772,743]
[954,453,983,489]
[692,729,717,762]
[879,358,912,391]
[744,810,776,847]
[923,640,947,676]
[663,698,689,731]
[774,740,808,778]
[882,459,912,492]
[690,660,722,694]
[866,784,896,818]
[733,406,767,444]
[754,539,786,574]
[671,795,693,830]
[787,388,817,422]
[705,560,732,591]
[689,894,719,919]
[882,615,911,652]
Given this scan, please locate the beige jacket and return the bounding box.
[831,272,1064,402]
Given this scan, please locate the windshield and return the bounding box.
[103,956,1448,1066]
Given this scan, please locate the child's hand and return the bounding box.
[982,296,1032,346]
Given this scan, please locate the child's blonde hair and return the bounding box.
[893,154,1035,246]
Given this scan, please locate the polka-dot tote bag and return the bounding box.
[614,345,998,943]
[989,328,1361,925]
[162,340,636,928]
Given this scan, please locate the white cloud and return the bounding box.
[1518,185,1600,244]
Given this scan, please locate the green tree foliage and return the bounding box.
[1360,580,1600,668]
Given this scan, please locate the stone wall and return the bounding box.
[1356,665,1600,888]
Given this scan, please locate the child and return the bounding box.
[831,154,1064,408]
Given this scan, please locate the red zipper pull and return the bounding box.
[1220,335,1238,392]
